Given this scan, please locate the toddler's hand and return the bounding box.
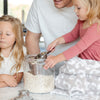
[44,53,66,70]
[1,74,17,87]
[47,37,65,52]
[44,55,59,69]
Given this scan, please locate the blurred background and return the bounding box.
[0,0,32,23]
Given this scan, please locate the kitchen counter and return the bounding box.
[1,82,100,100]
[0,82,68,100]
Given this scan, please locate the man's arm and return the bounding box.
[25,30,41,55]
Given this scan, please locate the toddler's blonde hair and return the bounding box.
[0,15,24,73]
[76,0,100,27]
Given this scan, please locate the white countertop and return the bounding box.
[1,82,100,100]
[0,82,68,100]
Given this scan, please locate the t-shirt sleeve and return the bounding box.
[62,20,80,43]
[25,0,41,33]
[63,23,100,60]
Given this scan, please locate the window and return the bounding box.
[8,0,33,24]
[0,0,3,16]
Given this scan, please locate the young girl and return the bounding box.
[0,15,26,88]
[44,0,100,69]
[44,0,100,96]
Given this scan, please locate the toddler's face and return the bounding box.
[73,0,88,21]
[0,21,16,50]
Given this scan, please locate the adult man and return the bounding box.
[25,0,78,74]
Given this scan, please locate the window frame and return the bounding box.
[4,0,8,15]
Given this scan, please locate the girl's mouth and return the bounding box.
[0,41,5,43]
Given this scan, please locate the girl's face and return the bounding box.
[0,21,16,51]
[73,0,88,21]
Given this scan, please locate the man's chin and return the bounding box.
[54,0,64,8]
[54,4,63,8]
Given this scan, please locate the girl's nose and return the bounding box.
[0,34,5,39]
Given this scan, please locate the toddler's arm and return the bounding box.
[47,20,80,52]
[47,37,65,52]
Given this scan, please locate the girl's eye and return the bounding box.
[77,7,81,10]
[6,33,11,36]
[0,32,2,35]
